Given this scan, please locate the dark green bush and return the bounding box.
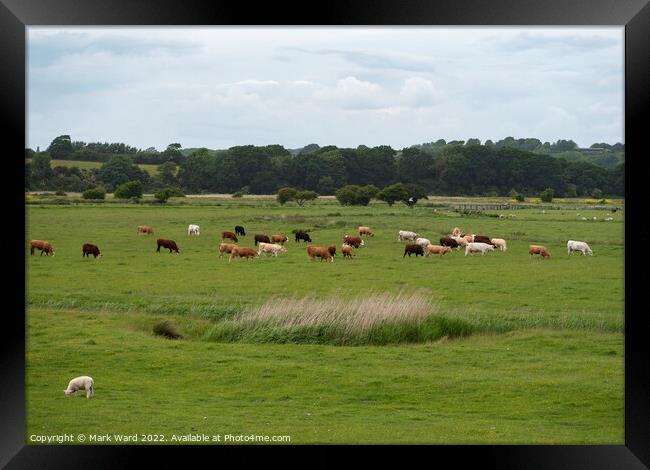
[82,188,106,200]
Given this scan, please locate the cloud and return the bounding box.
[314,76,385,109]
[285,47,437,72]
[399,77,439,107]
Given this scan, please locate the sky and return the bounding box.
[27,27,624,151]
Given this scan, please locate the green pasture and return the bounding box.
[25,198,624,443]
[27,159,160,175]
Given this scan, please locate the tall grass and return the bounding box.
[203,292,476,345]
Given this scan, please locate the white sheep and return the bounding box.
[64,376,94,398]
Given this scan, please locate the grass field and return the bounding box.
[26,198,624,444]
[26,159,160,175]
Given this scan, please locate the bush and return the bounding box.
[515,193,525,202]
[152,320,183,340]
[54,189,66,196]
[154,187,183,203]
[114,181,143,199]
[82,188,106,200]
[335,185,377,206]
[277,187,298,205]
[540,187,554,203]
[231,191,244,198]
[293,190,318,206]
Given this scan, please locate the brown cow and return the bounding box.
[529,245,551,258]
[425,245,452,257]
[219,243,238,258]
[439,236,459,249]
[343,235,364,248]
[358,226,374,237]
[307,245,333,262]
[403,244,424,258]
[254,234,271,246]
[271,234,288,245]
[157,239,179,253]
[82,243,101,258]
[30,240,55,256]
[473,235,494,246]
[222,231,238,243]
[328,244,336,257]
[229,246,259,262]
[342,244,354,259]
[137,225,154,235]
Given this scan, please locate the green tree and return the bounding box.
[154,187,180,203]
[114,181,143,199]
[377,183,408,206]
[277,187,298,205]
[30,152,54,189]
[540,187,554,203]
[98,155,150,192]
[158,161,178,186]
[47,135,73,159]
[317,176,337,195]
[294,190,318,206]
[335,185,375,206]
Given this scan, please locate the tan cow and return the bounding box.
[341,244,354,259]
[258,242,287,257]
[491,238,507,251]
[450,236,468,247]
[425,244,452,257]
[451,227,462,237]
[229,246,259,262]
[463,234,475,243]
[137,225,154,235]
[219,243,238,258]
[529,245,551,258]
[358,226,374,237]
[271,234,288,245]
[307,245,333,262]
[30,240,55,256]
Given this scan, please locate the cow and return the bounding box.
[462,234,475,243]
[222,231,239,243]
[258,242,287,257]
[451,227,462,237]
[137,225,154,235]
[295,231,312,243]
[415,237,431,248]
[30,240,55,256]
[491,238,507,251]
[465,242,495,256]
[473,235,494,246]
[425,245,452,257]
[398,230,418,241]
[187,224,200,236]
[82,243,101,258]
[343,235,364,248]
[358,226,374,237]
[307,245,333,262]
[157,239,180,254]
[63,376,94,399]
[342,244,354,259]
[219,243,238,258]
[403,244,424,258]
[271,234,288,245]
[567,240,593,256]
[229,246,259,262]
[328,244,336,257]
[235,225,246,237]
[529,245,551,258]
[450,236,468,247]
[440,236,459,249]
[254,234,271,246]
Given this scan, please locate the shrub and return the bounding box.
[114,180,143,199]
[515,193,525,202]
[540,187,554,203]
[277,187,298,205]
[232,191,244,198]
[82,188,106,200]
[54,189,66,196]
[152,320,183,339]
[335,185,377,206]
[293,190,318,206]
[154,187,183,203]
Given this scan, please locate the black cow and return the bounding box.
[157,239,180,253]
[403,244,424,257]
[82,243,101,258]
[295,231,312,243]
[473,235,494,245]
[254,234,271,246]
[235,225,246,236]
[440,236,459,249]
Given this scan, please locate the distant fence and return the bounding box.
[451,204,519,211]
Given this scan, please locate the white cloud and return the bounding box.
[399,77,439,108]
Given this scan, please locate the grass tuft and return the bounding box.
[153,320,183,339]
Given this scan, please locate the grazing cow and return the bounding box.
[219,243,238,258]
[451,227,462,237]
[30,240,55,256]
[462,234,475,243]
[137,225,154,235]
[254,234,271,246]
[465,242,496,256]
[425,244,452,257]
[258,242,287,257]
[229,246,259,262]
[343,235,364,248]
[473,235,494,246]
[567,240,593,256]
[64,376,94,399]
[157,239,180,254]
[82,243,101,258]
[450,236,468,247]
[222,231,239,243]
[491,238,507,251]
[398,230,419,241]
[295,231,312,243]
[415,237,431,248]
[328,244,336,257]
[187,224,200,236]
[307,245,333,262]
[403,244,424,258]
[342,244,354,259]
[529,245,551,258]
[439,236,459,249]
[358,226,374,237]
[271,234,288,245]
[235,225,246,237]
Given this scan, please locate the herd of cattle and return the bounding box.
[29,223,595,262]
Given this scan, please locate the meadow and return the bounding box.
[25,197,624,444]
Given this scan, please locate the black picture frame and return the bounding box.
[3,0,649,467]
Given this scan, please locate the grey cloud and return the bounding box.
[283,47,437,72]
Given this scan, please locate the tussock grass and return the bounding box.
[203,292,476,345]
[153,320,183,339]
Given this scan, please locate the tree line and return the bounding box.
[25,135,624,198]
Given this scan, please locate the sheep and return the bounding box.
[64,376,94,398]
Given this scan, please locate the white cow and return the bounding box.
[567,240,593,256]
[491,238,507,251]
[64,376,94,398]
[187,224,200,236]
[465,242,495,256]
[257,242,287,257]
[398,230,419,241]
[415,237,431,248]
